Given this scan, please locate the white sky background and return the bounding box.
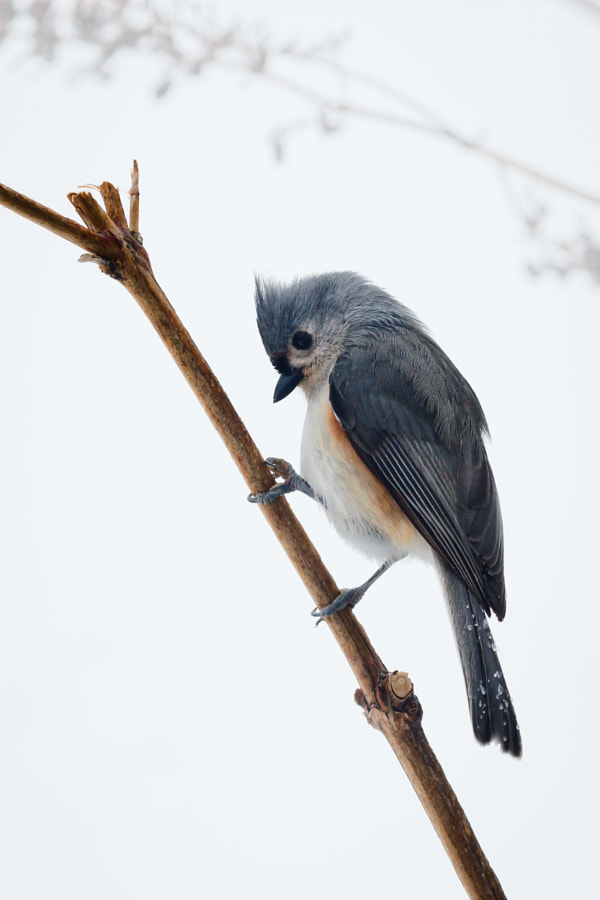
[1,0,599,897]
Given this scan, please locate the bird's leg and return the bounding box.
[311,557,401,623]
[248,457,316,505]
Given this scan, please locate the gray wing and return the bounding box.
[329,339,505,620]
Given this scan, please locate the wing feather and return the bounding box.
[329,340,506,619]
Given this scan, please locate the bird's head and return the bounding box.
[255,271,398,401]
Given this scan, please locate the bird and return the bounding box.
[249,271,521,757]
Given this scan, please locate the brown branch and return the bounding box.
[0,170,508,900]
[0,182,120,258]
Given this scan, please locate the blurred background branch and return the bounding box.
[2,0,600,284]
[564,0,600,18]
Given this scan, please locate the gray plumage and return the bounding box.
[255,271,521,756]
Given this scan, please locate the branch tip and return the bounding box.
[129,160,140,232]
[100,182,128,230]
[68,190,116,234]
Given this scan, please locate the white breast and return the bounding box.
[300,384,429,563]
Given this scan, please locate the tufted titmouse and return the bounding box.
[250,272,521,756]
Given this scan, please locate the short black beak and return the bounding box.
[274,368,303,402]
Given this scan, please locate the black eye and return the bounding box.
[291,331,313,351]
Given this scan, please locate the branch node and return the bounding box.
[354,688,368,712]
[66,178,153,278]
[388,670,414,704]
[78,252,122,280]
[356,670,422,735]
[383,670,422,726]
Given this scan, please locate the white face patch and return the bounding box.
[287,349,311,370]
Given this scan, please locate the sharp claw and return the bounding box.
[247,481,291,505]
[264,457,291,478]
[310,589,360,622]
[311,609,326,628]
[248,490,273,504]
[248,487,273,504]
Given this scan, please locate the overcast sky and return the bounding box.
[1,1,600,898]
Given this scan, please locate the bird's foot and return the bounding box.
[311,586,364,625]
[310,560,395,625]
[248,457,315,504]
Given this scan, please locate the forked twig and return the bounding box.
[0,169,509,900]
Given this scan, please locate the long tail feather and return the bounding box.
[436,559,521,756]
